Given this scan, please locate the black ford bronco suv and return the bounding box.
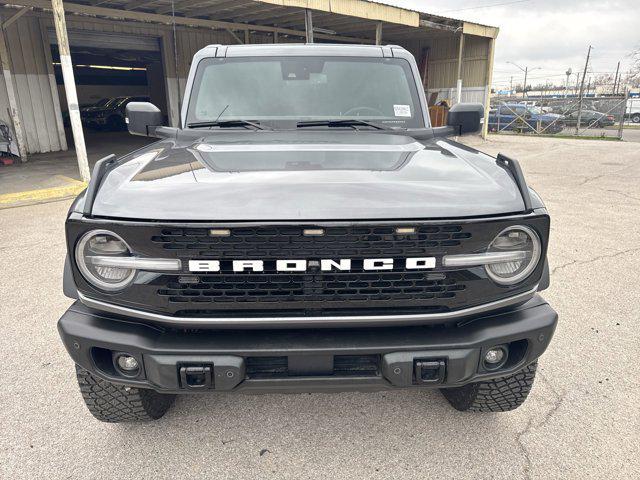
[58,44,557,422]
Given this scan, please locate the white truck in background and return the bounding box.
[627,97,640,123]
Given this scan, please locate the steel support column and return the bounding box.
[455,33,465,104]
[304,9,313,43]
[51,0,90,181]
[482,37,495,140]
[0,16,28,160]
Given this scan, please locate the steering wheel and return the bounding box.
[343,106,385,117]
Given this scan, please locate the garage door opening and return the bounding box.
[49,30,165,154]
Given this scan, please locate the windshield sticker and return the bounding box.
[394,105,411,117]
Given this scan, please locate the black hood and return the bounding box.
[88,131,528,221]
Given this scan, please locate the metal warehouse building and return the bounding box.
[0,0,497,179]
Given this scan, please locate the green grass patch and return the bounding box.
[488,132,622,141]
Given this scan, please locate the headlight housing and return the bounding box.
[75,230,135,291]
[485,225,541,285]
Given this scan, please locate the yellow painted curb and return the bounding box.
[0,182,87,206]
[54,175,87,186]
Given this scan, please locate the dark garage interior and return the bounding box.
[50,31,166,150]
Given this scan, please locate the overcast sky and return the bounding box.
[380,0,638,89]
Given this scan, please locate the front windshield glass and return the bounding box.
[186,56,424,128]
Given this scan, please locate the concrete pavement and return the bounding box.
[0,131,153,208]
[0,135,638,479]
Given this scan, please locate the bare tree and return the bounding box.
[626,46,640,87]
[595,73,614,86]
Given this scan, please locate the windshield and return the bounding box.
[186,56,424,128]
[96,98,124,108]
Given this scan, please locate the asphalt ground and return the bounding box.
[0,135,638,479]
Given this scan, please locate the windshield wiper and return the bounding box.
[187,120,270,130]
[296,119,391,130]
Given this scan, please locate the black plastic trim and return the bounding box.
[82,154,117,216]
[58,295,557,393]
[496,153,533,212]
[538,258,550,291]
[63,255,78,299]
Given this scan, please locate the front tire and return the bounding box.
[632,113,640,124]
[440,361,537,412]
[75,365,175,422]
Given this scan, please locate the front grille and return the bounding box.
[245,355,379,378]
[151,225,472,259]
[147,225,475,314]
[158,271,465,308]
[67,216,549,319]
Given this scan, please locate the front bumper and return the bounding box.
[58,296,557,394]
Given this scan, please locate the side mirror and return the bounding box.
[126,102,164,137]
[446,102,484,135]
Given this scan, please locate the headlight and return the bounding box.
[75,230,135,291]
[485,225,541,285]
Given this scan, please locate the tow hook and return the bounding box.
[413,359,446,384]
[179,365,213,389]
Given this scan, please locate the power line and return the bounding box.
[437,0,531,13]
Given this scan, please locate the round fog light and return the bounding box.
[484,348,506,365]
[116,355,139,372]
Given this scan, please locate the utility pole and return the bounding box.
[509,76,513,95]
[507,61,540,99]
[613,61,620,95]
[575,45,592,135]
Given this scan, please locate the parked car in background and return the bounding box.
[62,98,111,128]
[562,109,615,128]
[81,96,151,131]
[488,103,565,134]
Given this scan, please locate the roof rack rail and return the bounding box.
[496,153,533,212]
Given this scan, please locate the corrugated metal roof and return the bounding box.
[364,0,498,30]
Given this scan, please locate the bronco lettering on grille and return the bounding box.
[188,257,436,273]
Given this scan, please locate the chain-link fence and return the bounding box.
[488,94,630,139]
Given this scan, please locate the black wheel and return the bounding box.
[440,361,537,412]
[632,114,640,124]
[75,365,175,422]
